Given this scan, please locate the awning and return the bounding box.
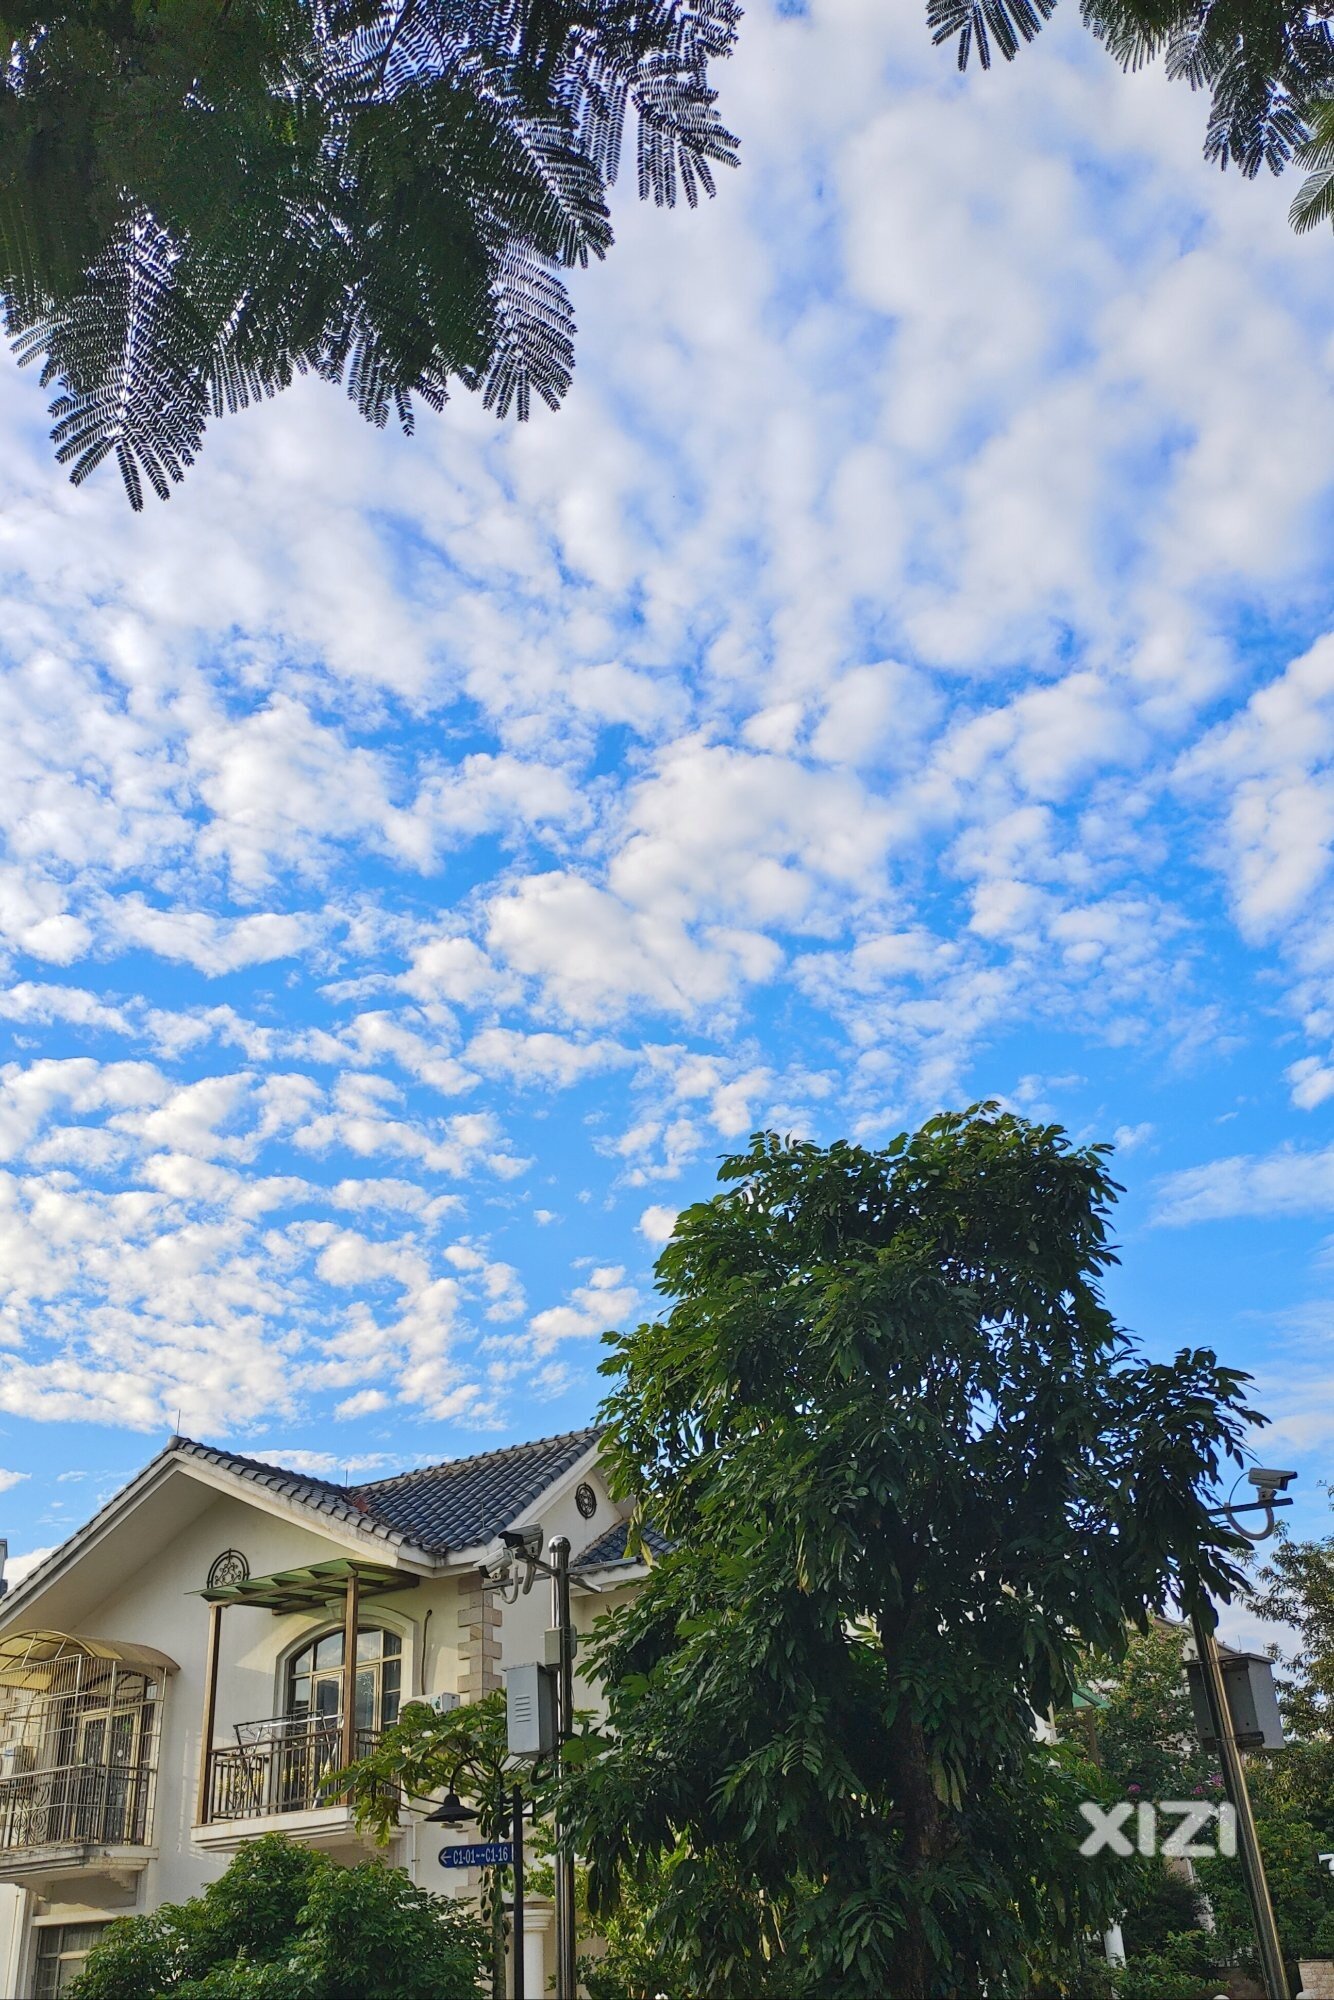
[195,1557,419,1614]
[0,1629,180,1689]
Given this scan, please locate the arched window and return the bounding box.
[285,1626,401,1734]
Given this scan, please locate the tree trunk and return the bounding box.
[881,1625,949,1999]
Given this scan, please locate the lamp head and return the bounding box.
[424,1789,474,1827]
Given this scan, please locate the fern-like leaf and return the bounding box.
[1292,97,1334,227]
[480,247,575,419]
[928,0,1059,71]
[19,212,207,510]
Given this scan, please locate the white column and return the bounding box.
[1103,1921,1126,1967]
[522,1905,552,1999]
[0,1885,31,1998]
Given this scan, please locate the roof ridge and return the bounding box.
[173,1437,359,1501]
[351,1424,603,1496]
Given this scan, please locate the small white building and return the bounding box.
[0,1428,645,1998]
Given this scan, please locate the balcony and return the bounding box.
[0,1629,176,1898]
[198,1712,386,1848]
[0,1760,155,1851]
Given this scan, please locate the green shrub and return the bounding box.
[71,1833,488,2000]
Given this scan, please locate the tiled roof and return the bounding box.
[176,1428,603,1556]
[575,1519,671,1569]
[172,1437,404,1549]
[351,1427,602,1553]
[1,1428,607,1621]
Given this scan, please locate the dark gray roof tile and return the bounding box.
[351,1427,603,1553]
[575,1519,670,1569]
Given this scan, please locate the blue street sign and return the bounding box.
[439,1842,514,1869]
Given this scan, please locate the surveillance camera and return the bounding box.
[1248,1468,1298,1498]
[501,1524,543,1558]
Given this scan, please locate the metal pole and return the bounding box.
[340,1566,360,1778]
[511,1783,525,2000]
[1189,1602,1290,2000]
[196,1602,223,1825]
[549,1535,577,2000]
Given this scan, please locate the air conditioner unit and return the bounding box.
[0,1744,36,1778]
[427,1691,460,1716]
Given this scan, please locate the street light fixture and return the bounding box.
[424,1786,473,1827]
[485,1531,597,2000]
[421,1764,529,2000]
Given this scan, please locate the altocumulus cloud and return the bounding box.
[0,0,1332,1482]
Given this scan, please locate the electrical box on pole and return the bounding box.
[1187,1649,1285,1752]
[506,1662,557,1756]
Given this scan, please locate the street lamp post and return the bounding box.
[1197,1466,1298,2000]
[491,1525,593,2000]
[426,1764,528,2000]
[548,1535,578,2000]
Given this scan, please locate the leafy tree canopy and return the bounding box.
[69,1832,490,1999]
[1251,1510,1334,1739]
[569,1108,1261,1998]
[8,3,1334,511]
[930,2,1334,197]
[0,0,737,506]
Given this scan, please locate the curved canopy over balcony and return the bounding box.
[0,1629,179,1689]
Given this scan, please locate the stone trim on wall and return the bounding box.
[457,1578,502,1696]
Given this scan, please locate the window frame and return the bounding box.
[280,1622,404,1735]
[31,1920,110,1998]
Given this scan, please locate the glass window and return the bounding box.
[34,1923,108,1997]
[285,1627,402,1735]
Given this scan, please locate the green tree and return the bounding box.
[1056,1613,1334,1983]
[69,1831,489,1999]
[1058,1622,1216,1804]
[1251,1515,1334,1738]
[568,1107,1260,1999]
[0,0,737,507]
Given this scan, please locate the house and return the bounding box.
[0,1428,647,1998]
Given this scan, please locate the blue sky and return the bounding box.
[2,0,1334,1593]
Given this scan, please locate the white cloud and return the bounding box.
[0,0,1330,1455]
[529,1266,638,1352]
[108,898,317,974]
[638,1204,679,1245]
[0,1468,29,1494]
[5,1546,55,1585]
[1155,1146,1334,1226]
[334,1389,391,1420]
[465,1027,628,1089]
[487,872,781,1022]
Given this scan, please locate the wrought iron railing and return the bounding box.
[204,1718,380,1823]
[0,1761,155,1850]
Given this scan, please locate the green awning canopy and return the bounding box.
[195,1557,420,1614]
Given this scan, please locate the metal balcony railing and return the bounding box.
[203,1717,380,1823]
[0,1761,155,1851]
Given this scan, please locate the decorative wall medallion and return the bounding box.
[207,1548,250,1591]
[574,1482,598,1521]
